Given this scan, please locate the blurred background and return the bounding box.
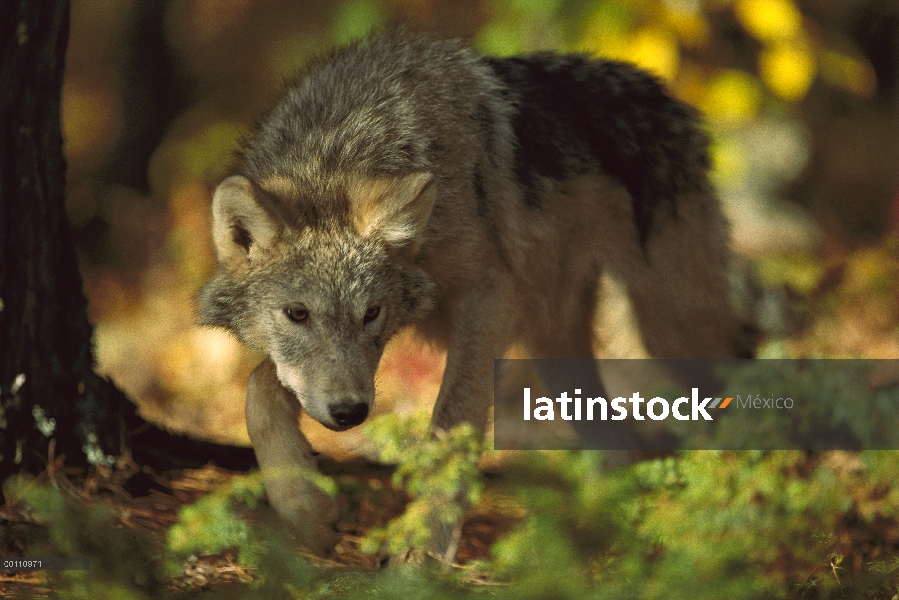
[62,0,899,451]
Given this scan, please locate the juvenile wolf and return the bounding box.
[199,31,754,554]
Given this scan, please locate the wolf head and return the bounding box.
[199,173,436,430]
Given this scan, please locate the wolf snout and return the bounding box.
[328,400,369,428]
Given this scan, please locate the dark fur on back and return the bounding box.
[485,55,712,246]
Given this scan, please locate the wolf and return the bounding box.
[198,30,756,555]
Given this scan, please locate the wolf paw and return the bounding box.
[296,485,342,556]
[265,474,342,556]
[378,518,462,569]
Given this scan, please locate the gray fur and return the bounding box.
[198,30,755,556]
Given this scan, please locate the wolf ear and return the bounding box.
[351,173,436,255]
[211,175,280,268]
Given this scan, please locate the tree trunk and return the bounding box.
[0,0,254,485]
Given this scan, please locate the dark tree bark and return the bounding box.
[102,0,186,193]
[0,0,254,486]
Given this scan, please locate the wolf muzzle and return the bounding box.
[328,400,369,428]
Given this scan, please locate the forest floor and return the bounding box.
[0,457,517,597]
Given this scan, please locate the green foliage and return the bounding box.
[361,412,486,556]
[486,448,898,600]
[3,474,164,597]
[18,366,898,598]
[166,472,264,561]
[475,0,568,56]
[755,254,827,295]
[163,471,327,591]
[148,120,245,198]
[7,424,899,598]
[332,0,386,45]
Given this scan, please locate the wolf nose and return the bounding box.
[329,401,369,428]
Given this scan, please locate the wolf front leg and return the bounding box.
[245,358,342,555]
[431,284,513,435]
[422,286,512,563]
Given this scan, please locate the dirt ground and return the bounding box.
[0,457,517,597]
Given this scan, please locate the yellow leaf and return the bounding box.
[760,41,816,101]
[755,254,825,294]
[701,69,762,124]
[578,4,630,58]
[627,27,680,81]
[709,135,749,185]
[735,0,802,42]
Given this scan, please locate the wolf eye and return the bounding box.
[363,305,380,325]
[285,306,308,323]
